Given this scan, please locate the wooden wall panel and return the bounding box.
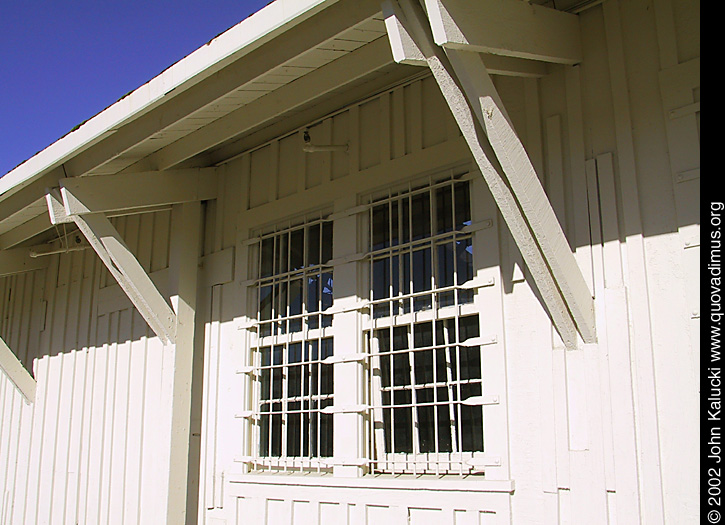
[0,1,700,521]
[0,209,175,525]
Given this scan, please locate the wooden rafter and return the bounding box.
[423,0,582,65]
[59,168,217,216]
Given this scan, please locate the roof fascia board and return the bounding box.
[0,0,343,198]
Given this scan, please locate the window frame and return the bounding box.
[361,175,490,476]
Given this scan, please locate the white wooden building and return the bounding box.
[0,0,700,523]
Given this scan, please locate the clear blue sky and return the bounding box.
[0,0,272,177]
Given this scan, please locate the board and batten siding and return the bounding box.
[0,0,699,523]
[0,212,175,525]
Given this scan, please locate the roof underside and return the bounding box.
[0,0,577,250]
[0,0,411,249]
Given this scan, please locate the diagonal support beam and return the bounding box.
[444,49,596,343]
[54,187,178,344]
[0,336,36,403]
[386,0,592,347]
[424,0,582,65]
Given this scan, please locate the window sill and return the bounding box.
[228,472,515,494]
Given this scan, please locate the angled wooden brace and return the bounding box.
[0,336,36,403]
[384,0,590,348]
[441,48,596,344]
[424,0,594,343]
[46,188,178,344]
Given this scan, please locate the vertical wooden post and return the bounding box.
[165,202,202,525]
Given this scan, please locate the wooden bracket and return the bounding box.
[0,336,36,403]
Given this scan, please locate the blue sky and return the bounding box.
[0,0,271,176]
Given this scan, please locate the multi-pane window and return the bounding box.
[365,178,486,474]
[250,219,335,470]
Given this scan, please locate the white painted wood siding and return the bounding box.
[0,212,175,525]
[0,1,698,523]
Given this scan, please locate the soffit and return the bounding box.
[0,13,393,244]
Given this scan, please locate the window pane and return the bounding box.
[417,388,436,453]
[276,233,288,274]
[252,219,334,466]
[373,258,390,300]
[411,192,431,241]
[412,248,432,292]
[287,402,302,456]
[460,383,484,451]
[322,222,333,264]
[307,224,321,266]
[261,237,274,278]
[436,185,453,234]
[372,204,390,251]
[290,228,304,271]
[391,200,400,247]
[321,273,333,311]
[454,182,472,230]
[392,391,413,453]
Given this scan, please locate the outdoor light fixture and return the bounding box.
[302,128,349,153]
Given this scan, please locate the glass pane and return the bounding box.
[460,383,484,451]
[436,185,453,234]
[290,228,305,271]
[288,343,303,397]
[393,352,411,387]
[322,222,333,264]
[414,350,434,385]
[259,407,270,456]
[456,238,473,285]
[271,403,282,456]
[372,204,390,251]
[276,233,288,275]
[307,224,321,266]
[260,368,271,401]
[437,387,453,453]
[413,248,432,311]
[320,398,334,457]
[272,368,283,400]
[401,196,410,244]
[458,315,480,342]
[261,237,274,278]
[454,182,472,230]
[417,388,435,453]
[373,258,390,300]
[414,322,433,348]
[412,248,432,292]
[321,272,333,311]
[259,285,273,321]
[437,242,455,288]
[320,339,334,396]
[411,192,431,241]
[289,278,303,324]
[287,401,302,456]
[392,391,413,453]
[261,346,272,367]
